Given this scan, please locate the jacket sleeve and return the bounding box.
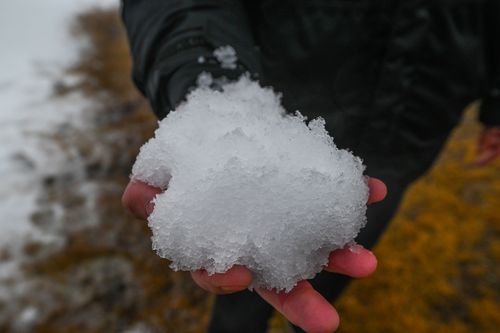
[479,0,500,127]
[121,0,261,119]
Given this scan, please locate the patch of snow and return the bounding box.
[0,0,118,291]
[121,323,153,333]
[12,306,39,332]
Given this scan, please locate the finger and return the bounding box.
[475,149,498,166]
[191,265,253,295]
[257,281,339,333]
[475,127,500,166]
[122,180,162,220]
[481,128,500,147]
[367,177,387,205]
[325,244,377,278]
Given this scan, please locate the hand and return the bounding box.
[122,178,387,333]
[475,126,500,166]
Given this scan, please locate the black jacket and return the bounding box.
[122,0,500,181]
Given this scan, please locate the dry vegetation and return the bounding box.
[17,8,211,333]
[17,7,499,333]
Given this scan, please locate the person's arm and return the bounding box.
[476,0,500,165]
[121,0,261,118]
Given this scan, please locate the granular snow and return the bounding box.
[131,76,369,291]
[213,45,237,69]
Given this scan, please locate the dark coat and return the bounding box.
[122,0,500,182]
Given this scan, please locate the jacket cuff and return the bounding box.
[479,96,500,127]
[145,45,260,119]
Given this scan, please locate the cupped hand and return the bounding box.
[122,177,387,333]
[475,126,500,166]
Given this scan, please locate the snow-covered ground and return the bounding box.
[0,0,118,277]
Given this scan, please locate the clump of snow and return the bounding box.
[213,45,237,69]
[196,71,230,91]
[196,71,214,88]
[131,76,369,291]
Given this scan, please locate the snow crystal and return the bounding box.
[131,76,369,291]
[213,45,237,69]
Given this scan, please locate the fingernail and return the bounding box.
[347,242,363,254]
[219,285,248,293]
[145,200,155,216]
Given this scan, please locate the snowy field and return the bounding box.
[0,0,117,277]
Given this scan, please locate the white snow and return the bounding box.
[213,45,238,69]
[132,77,369,291]
[196,71,214,88]
[0,0,117,278]
[13,306,39,331]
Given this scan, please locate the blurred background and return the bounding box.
[0,1,498,332]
